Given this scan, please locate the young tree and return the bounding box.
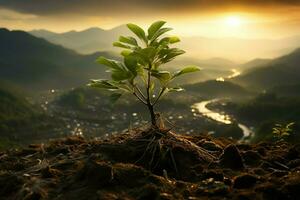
[88,21,200,128]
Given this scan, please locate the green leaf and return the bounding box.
[126,23,147,43]
[111,70,132,81]
[151,70,171,83]
[109,93,122,104]
[124,55,138,76]
[121,50,132,57]
[115,82,133,93]
[113,42,131,49]
[159,36,180,45]
[96,57,121,70]
[159,48,185,63]
[133,47,157,65]
[148,21,166,40]
[168,36,180,44]
[119,36,138,46]
[150,28,172,42]
[172,66,200,79]
[287,122,295,128]
[87,79,118,90]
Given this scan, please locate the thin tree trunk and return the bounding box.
[146,64,157,128]
[147,103,157,127]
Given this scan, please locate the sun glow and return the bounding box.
[225,16,242,27]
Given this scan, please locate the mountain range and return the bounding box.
[30,26,300,61]
[0,28,240,91]
[30,26,130,55]
[2,27,300,95]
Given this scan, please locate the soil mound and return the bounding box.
[0,128,300,200]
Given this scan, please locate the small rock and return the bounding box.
[201,141,223,152]
[233,174,258,189]
[219,144,244,170]
[242,150,262,166]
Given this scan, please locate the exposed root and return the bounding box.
[130,128,216,177]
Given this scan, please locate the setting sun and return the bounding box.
[225,16,242,27]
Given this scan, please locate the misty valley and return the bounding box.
[1,20,300,200]
[1,27,300,148]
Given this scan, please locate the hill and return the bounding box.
[0,28,116,90]
[270,84,300,97]
[0,86,65,148]
[30,26,130,54]
[30,27,300,61]
[234,48,300,89]
[239,58,271,70]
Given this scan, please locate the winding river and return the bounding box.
[192,99,253,141]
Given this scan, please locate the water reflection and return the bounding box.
[192,100,232,124]
[192,99,254,140]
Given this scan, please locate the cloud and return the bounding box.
[0,0,300,16]
[0,8,36,20]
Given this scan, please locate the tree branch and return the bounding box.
[133,92,147,105]
[153,87,166,106]
[134,85,147,100]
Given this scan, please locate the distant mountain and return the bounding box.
[234,48,300,89]
[30,25,131,54]
[30,27,300,61]
[0,28,117,90]
[239,58,272,70]
[185,80,251,98]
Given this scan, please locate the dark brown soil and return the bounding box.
[1,128,300,200]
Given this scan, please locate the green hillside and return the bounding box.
[0,87,64,149]
[0,28,117,90]
[235,48,300,89]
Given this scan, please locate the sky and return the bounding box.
[1,0,300,39]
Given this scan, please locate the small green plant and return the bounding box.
[272,122,294,139]
[88,21,200,128]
